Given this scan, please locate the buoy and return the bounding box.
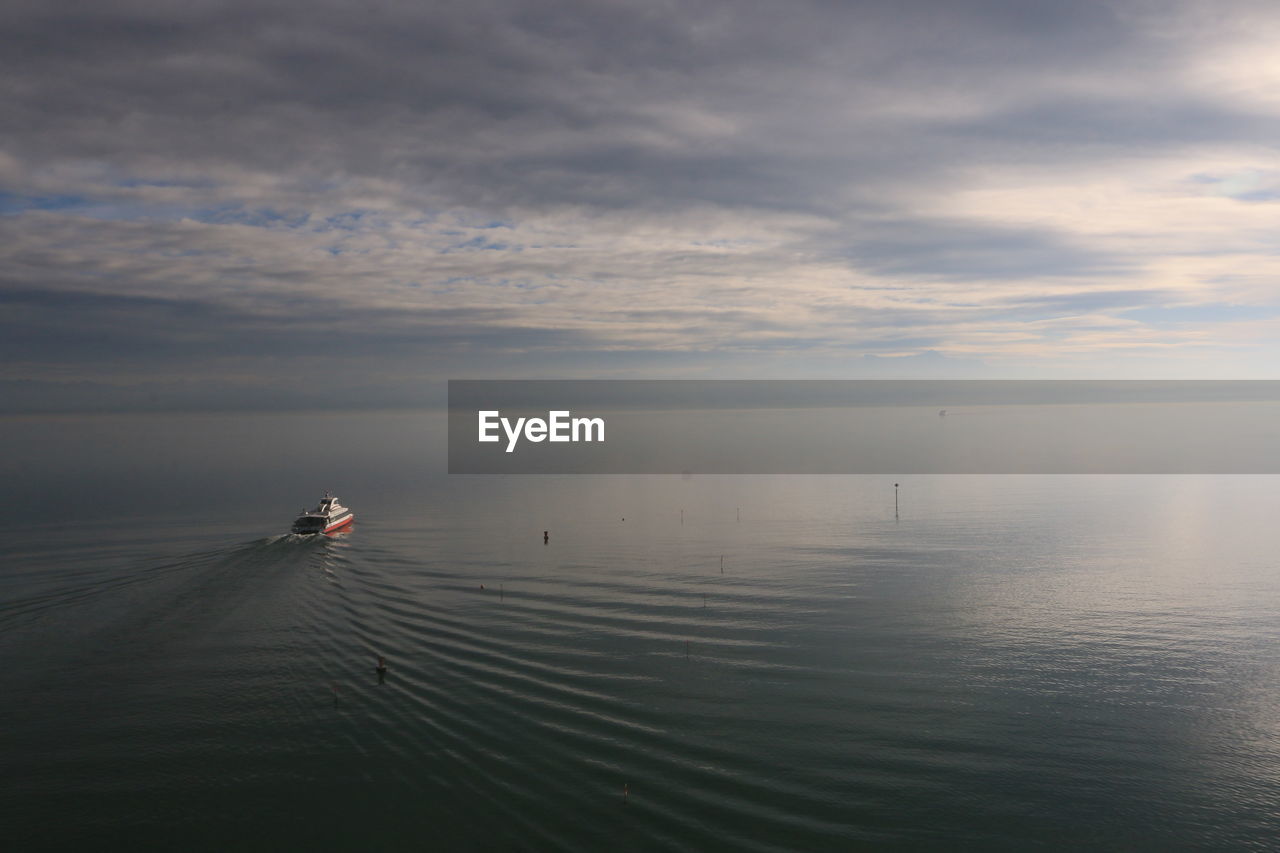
[543,530,549,543]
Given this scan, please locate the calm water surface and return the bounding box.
[2,412,1279,850]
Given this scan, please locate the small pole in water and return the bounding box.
[543,530,549,544]
[894,483,899,518]
[624,782,629,803]
[500,583,504,602]
[720,554,724,573]
[680,509,684,526]
[702,593,706,608]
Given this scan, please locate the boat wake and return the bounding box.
[0,531,331,635]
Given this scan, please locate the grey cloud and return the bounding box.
[0,0,1225,219]
[3,0,1278,405]
[0,286,599,365]
[0,0,1166,213]
[837,218,1129,281]
[943,96,1280,153]
[1009,289,1182,314]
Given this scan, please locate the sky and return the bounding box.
[3,0,1280,411]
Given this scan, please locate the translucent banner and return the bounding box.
[448,380,1280,474]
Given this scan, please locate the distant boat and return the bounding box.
[292,493,354,534]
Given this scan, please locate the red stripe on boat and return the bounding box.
[325,515,354,532]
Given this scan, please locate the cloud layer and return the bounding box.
[3,0,1280,406]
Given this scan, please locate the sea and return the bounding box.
[3,409,1279,850]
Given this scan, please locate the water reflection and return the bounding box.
[2,413,1279,849]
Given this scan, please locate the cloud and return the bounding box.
[3,0,1280,408]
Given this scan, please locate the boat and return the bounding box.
[291,492,354,534]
